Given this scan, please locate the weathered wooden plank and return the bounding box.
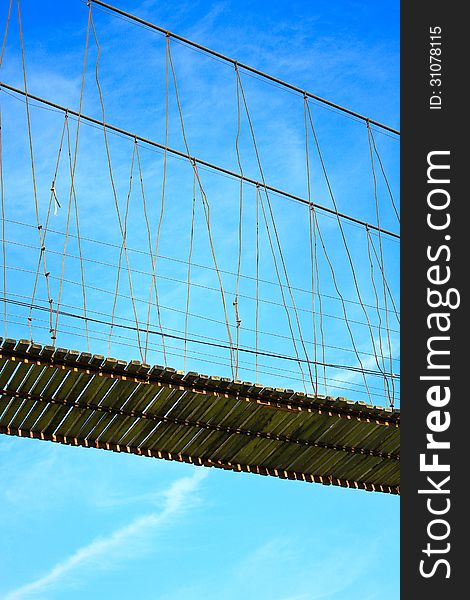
[57,377,118,438]
[101,384,160,443]
[30,368,78,434]
[18,366,66,431]
[0,361,35,416]
[184,428,234,460]
[0,359,46,427]
[118,387,180,447]
[0,358,20,388]
[84,377,142,441]
[40,383,91,436]
[72,379,123,440]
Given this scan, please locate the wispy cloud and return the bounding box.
[153,533,388,600]
[4,468,207,600]
[236,536,378,600]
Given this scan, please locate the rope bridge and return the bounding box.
[0,0,400,492]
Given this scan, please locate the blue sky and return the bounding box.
[0,1,399,598]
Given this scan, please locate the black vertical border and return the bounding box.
[401,2,467,597]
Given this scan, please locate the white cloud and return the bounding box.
[4,468,208,600]
[153,533,389,600]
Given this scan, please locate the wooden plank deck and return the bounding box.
[0,338,400,494]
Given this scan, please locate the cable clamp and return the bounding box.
[233,297,241,327]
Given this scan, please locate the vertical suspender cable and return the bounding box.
[0,0,12,338]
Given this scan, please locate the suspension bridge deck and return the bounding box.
[0,338,399,493]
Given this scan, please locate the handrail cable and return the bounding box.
[88,0,400,136]
[0,82,400,240]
